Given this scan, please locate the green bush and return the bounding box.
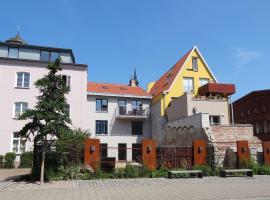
[150,168,167,178]
[0,155,4,168]
[4,152,16,168]
[19,152,33,168]
[192,165,213,176]
[124,164,140,178]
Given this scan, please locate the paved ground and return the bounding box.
[0,168,31,181]
[1,175,270,199]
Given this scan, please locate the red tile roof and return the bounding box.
[87,82,152,98]
[149,48,192,97]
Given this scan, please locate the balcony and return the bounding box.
[115,106,150,120]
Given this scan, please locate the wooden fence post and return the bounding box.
[262,141,270,166]
[236,140,250,168]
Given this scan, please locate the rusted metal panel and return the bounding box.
[193,140,206,166]
[236,140,250,167]
[142,139,156,170]
[198,83,236,96]
[84,139,100,171]
[263,141,270,166]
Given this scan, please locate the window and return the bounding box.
[9,48,19,58]
[65,104,70,117]
[61,75,71,88]
[209,115,221,125]
[14,102,28,118]
[12,132,26,154]
[132,143,142,162]
[132,121,143,135]
[50,52,60,61]
[118,100,126,115]
[131,100,143,112]
[96,120,108,135]
[96,99,108,112]
[40,51,50,61]
[192,57,198,71]
[118,143,127,161]
[100,143,108,158]
[199,78,209,86]
[183,77,194,93]
[16,72,30,88]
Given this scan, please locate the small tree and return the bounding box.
[19,58,71,184]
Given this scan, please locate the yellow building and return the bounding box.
[148,46,217,116]
[148,46,224,144]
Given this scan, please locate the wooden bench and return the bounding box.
[220,169,253,178]
[168,170,203,179]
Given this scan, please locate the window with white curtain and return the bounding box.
[14,102,28,118]
[16,72,30,88]
[183,77,194,93]
[12,132,26,154]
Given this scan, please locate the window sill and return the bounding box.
[14,87,30,89]
[95,134,108,136]
[96,111,108,113]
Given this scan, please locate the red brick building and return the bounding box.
[233,89,270,141]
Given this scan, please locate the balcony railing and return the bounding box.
[115,106,150,120]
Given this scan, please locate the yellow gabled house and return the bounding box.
[148,46,222,143]
[148,46,217,116]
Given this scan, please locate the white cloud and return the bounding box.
[234,48,263,68]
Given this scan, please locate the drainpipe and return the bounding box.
[229,95,235,125]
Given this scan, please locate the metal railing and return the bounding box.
[116,106,150,118]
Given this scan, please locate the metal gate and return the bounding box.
[157,146,193,169]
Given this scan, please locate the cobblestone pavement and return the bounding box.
[1,176,270,200]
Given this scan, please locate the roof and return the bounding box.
[87,82,152,99]
[6,32,27,45]
[198,83,236,96]
[149,48,192,97]
[149,46,218,98]
[234,89,270,105]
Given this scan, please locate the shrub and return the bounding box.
[0,155,4,168]
[19,152,33,168]
[151,168,167,178]
[4,152,16,168]
[192,165,213,176]
[56,129,90,167]
[124,164,140,178]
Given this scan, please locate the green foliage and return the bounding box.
[56,128,90,167]
[150,168,167,178]
[124,164,140,178]
[0,155,3,168]
[4,152,16,168]
[19,152,33,168]
[192,165,213,176]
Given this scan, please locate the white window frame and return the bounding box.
[183,77,194,93]
[14,102,28,118]
[11,132,26,155]
[60,75,71,88]
[199,78,209,86]
[16,72,30,88]
[209,115,221,125]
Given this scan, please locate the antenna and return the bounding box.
[17,25,20,35]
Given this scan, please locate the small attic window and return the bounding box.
[102,86,109,89]
[192,57,198,72]
[120,87,127,90]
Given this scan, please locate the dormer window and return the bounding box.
[192,57,198,71]
[9,48,19,58]
[40,51,50,62]
[16,72,30,88]
[51,52,60,61]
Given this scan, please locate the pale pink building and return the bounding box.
[0,33,88,157]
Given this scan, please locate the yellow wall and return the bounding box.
[154,48,216,116]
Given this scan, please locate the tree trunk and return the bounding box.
[40,144,46,185]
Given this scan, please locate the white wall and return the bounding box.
[87,95,151,161]
[0,59,88,155]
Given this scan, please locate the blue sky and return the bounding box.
[1,0,269,100]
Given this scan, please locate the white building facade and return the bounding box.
[0,34,88,158]
[87,81,152,162]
